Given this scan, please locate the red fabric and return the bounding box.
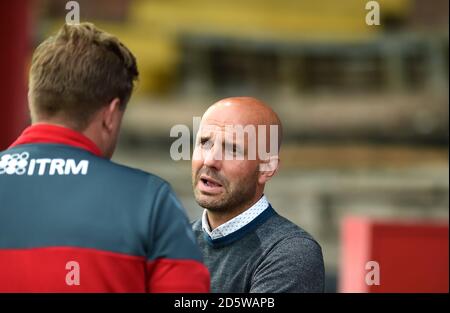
[0,247,146,292]
[147,258,210,293]
[9,123,103,157]
[0,247,210,293]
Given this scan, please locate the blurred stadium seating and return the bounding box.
[1,0,448,292]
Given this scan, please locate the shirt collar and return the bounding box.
[8,123,103,157]
[202,195,270,240]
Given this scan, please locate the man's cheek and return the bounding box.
[191,158,202,173]
[192,146,204,161]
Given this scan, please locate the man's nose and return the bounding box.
[203,145,222,170]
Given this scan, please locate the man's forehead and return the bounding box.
[201,118,260,136]
[202,101,262,123]
[199,121,257,135]
[199,128,244,146]
[198,98,282,153]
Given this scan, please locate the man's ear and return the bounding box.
[258,156,280,184]
[102,98,122,133]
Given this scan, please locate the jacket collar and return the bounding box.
[9,123,103,157]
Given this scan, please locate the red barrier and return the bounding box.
[0,1,30,150]
[340,217,449,292]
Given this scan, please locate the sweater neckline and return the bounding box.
[203,205,276,248]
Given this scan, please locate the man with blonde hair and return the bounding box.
[0,23,209,292]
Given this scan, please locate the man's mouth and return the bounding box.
[198,175,224,194]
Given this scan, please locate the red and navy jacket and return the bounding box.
[0,124,210,292]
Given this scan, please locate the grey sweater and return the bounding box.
[192,206,325,293]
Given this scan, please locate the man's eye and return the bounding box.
[200,138,212,148]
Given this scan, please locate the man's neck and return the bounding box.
[34,120,104,157]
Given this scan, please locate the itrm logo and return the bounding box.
[0,152,89,176]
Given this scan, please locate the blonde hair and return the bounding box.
[29,23,139,130]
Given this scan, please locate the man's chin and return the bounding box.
[194,192,226,211]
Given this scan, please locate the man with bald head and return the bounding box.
[191,97,325,293]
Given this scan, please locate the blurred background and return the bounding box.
[0,0,448,292]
